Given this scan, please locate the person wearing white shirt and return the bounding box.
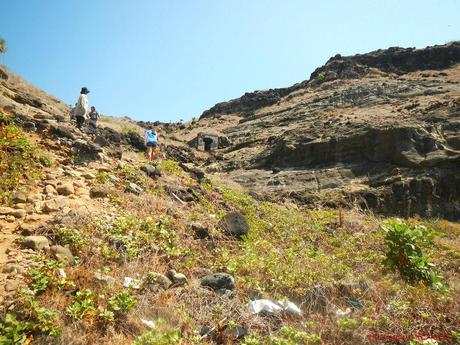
[75,87,90,128]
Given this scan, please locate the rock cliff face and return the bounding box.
[180,42,460,220]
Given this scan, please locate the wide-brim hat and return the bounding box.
[81,87,90,94]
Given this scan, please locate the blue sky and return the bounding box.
[1,0,459,122]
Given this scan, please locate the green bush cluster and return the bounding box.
[98,215,185,261]
[132,319,182,345]
[0,290,62,343]
[0,112,40,204]
[316,71,326,82]
[66,288,137,322]
[55,226,89,253]
[241,326,320,345]
[382,219,444,289]
[133,329,182,345]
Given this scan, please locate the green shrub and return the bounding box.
[0,291,61,343]
[316,71,326,82]
[55,226,89,252]
[96,171,110,184]
[0,112,40,204]
[132,329,182,345]
[241,327,320,345]
[66,289,97,320]
[382,219,444,288]
[108,291,137,316]
[27,259,71,293]
[0,313,34,345]
[159,160,181,174]
[38,154,53,167]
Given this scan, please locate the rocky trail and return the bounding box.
[0,130,112,302]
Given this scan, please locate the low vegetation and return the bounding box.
[0,123,459,344]
[0,112,49,204]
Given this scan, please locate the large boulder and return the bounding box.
[50,245,74,264]
[71,139,103,155]
[90,185,116,198]
[57,182,75,196]
[201,273,235,290]
[217,211,250,239]
[22,236,50,251]
[141,164,162,178]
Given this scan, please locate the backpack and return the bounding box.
[146,130,157,144]
[75,99,86,117]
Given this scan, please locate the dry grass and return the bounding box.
[2,157,459,344]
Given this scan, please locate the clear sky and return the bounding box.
[1,0,459,122]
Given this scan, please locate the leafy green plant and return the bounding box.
[0,313,33,345]
[382,219,444,288]
[119,165,144,186]
[336,317,360,331]
[0,112,40,203]
[241,334,264,345]
[132,329,182,345]
[18,292,61,337]
[27,259,69,293]
[0,290,61,343]
[66,289,97,320]
[316,71,326,82]
[38,154,53,167]
[55,226,89,252]
[108,291,137,316]
[271,326,320,345]
[159,160,181,174]
[96,171,110,184]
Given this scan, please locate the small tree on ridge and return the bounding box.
[0,38,7,55]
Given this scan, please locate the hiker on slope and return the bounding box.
[144,126,159,162]
[75,87,90,129]
[88,106,100,127]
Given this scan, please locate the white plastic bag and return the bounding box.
[248,299,283,314]
[123,276,141,289]
[277,300,302,316]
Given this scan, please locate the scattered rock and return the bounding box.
[179,163,207,181]
[45,185,57,195]
[27,194,43,203]
[81,172,95,180]
[90,185,116,198]
[94,271,116,287]
[2,263,21,274]
[0,207,15,215]
[22,235,50,251]
[9,209,27,218]
[57,182,75,196]
[144,272,171,290]
[125,182,143,195]
[5,280,20,292]
[50,245,74,264]
[201,273,235,290]
[166,270,188,287]
[141,164,162,178]
[191,222,210,239]
[43,198,66,213]
[12,192,28,204]
[217,211,250,239]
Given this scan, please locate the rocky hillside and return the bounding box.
[0,44,460,345]
[178,42,460,221]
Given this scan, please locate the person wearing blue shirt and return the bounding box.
[144,126,158,162]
